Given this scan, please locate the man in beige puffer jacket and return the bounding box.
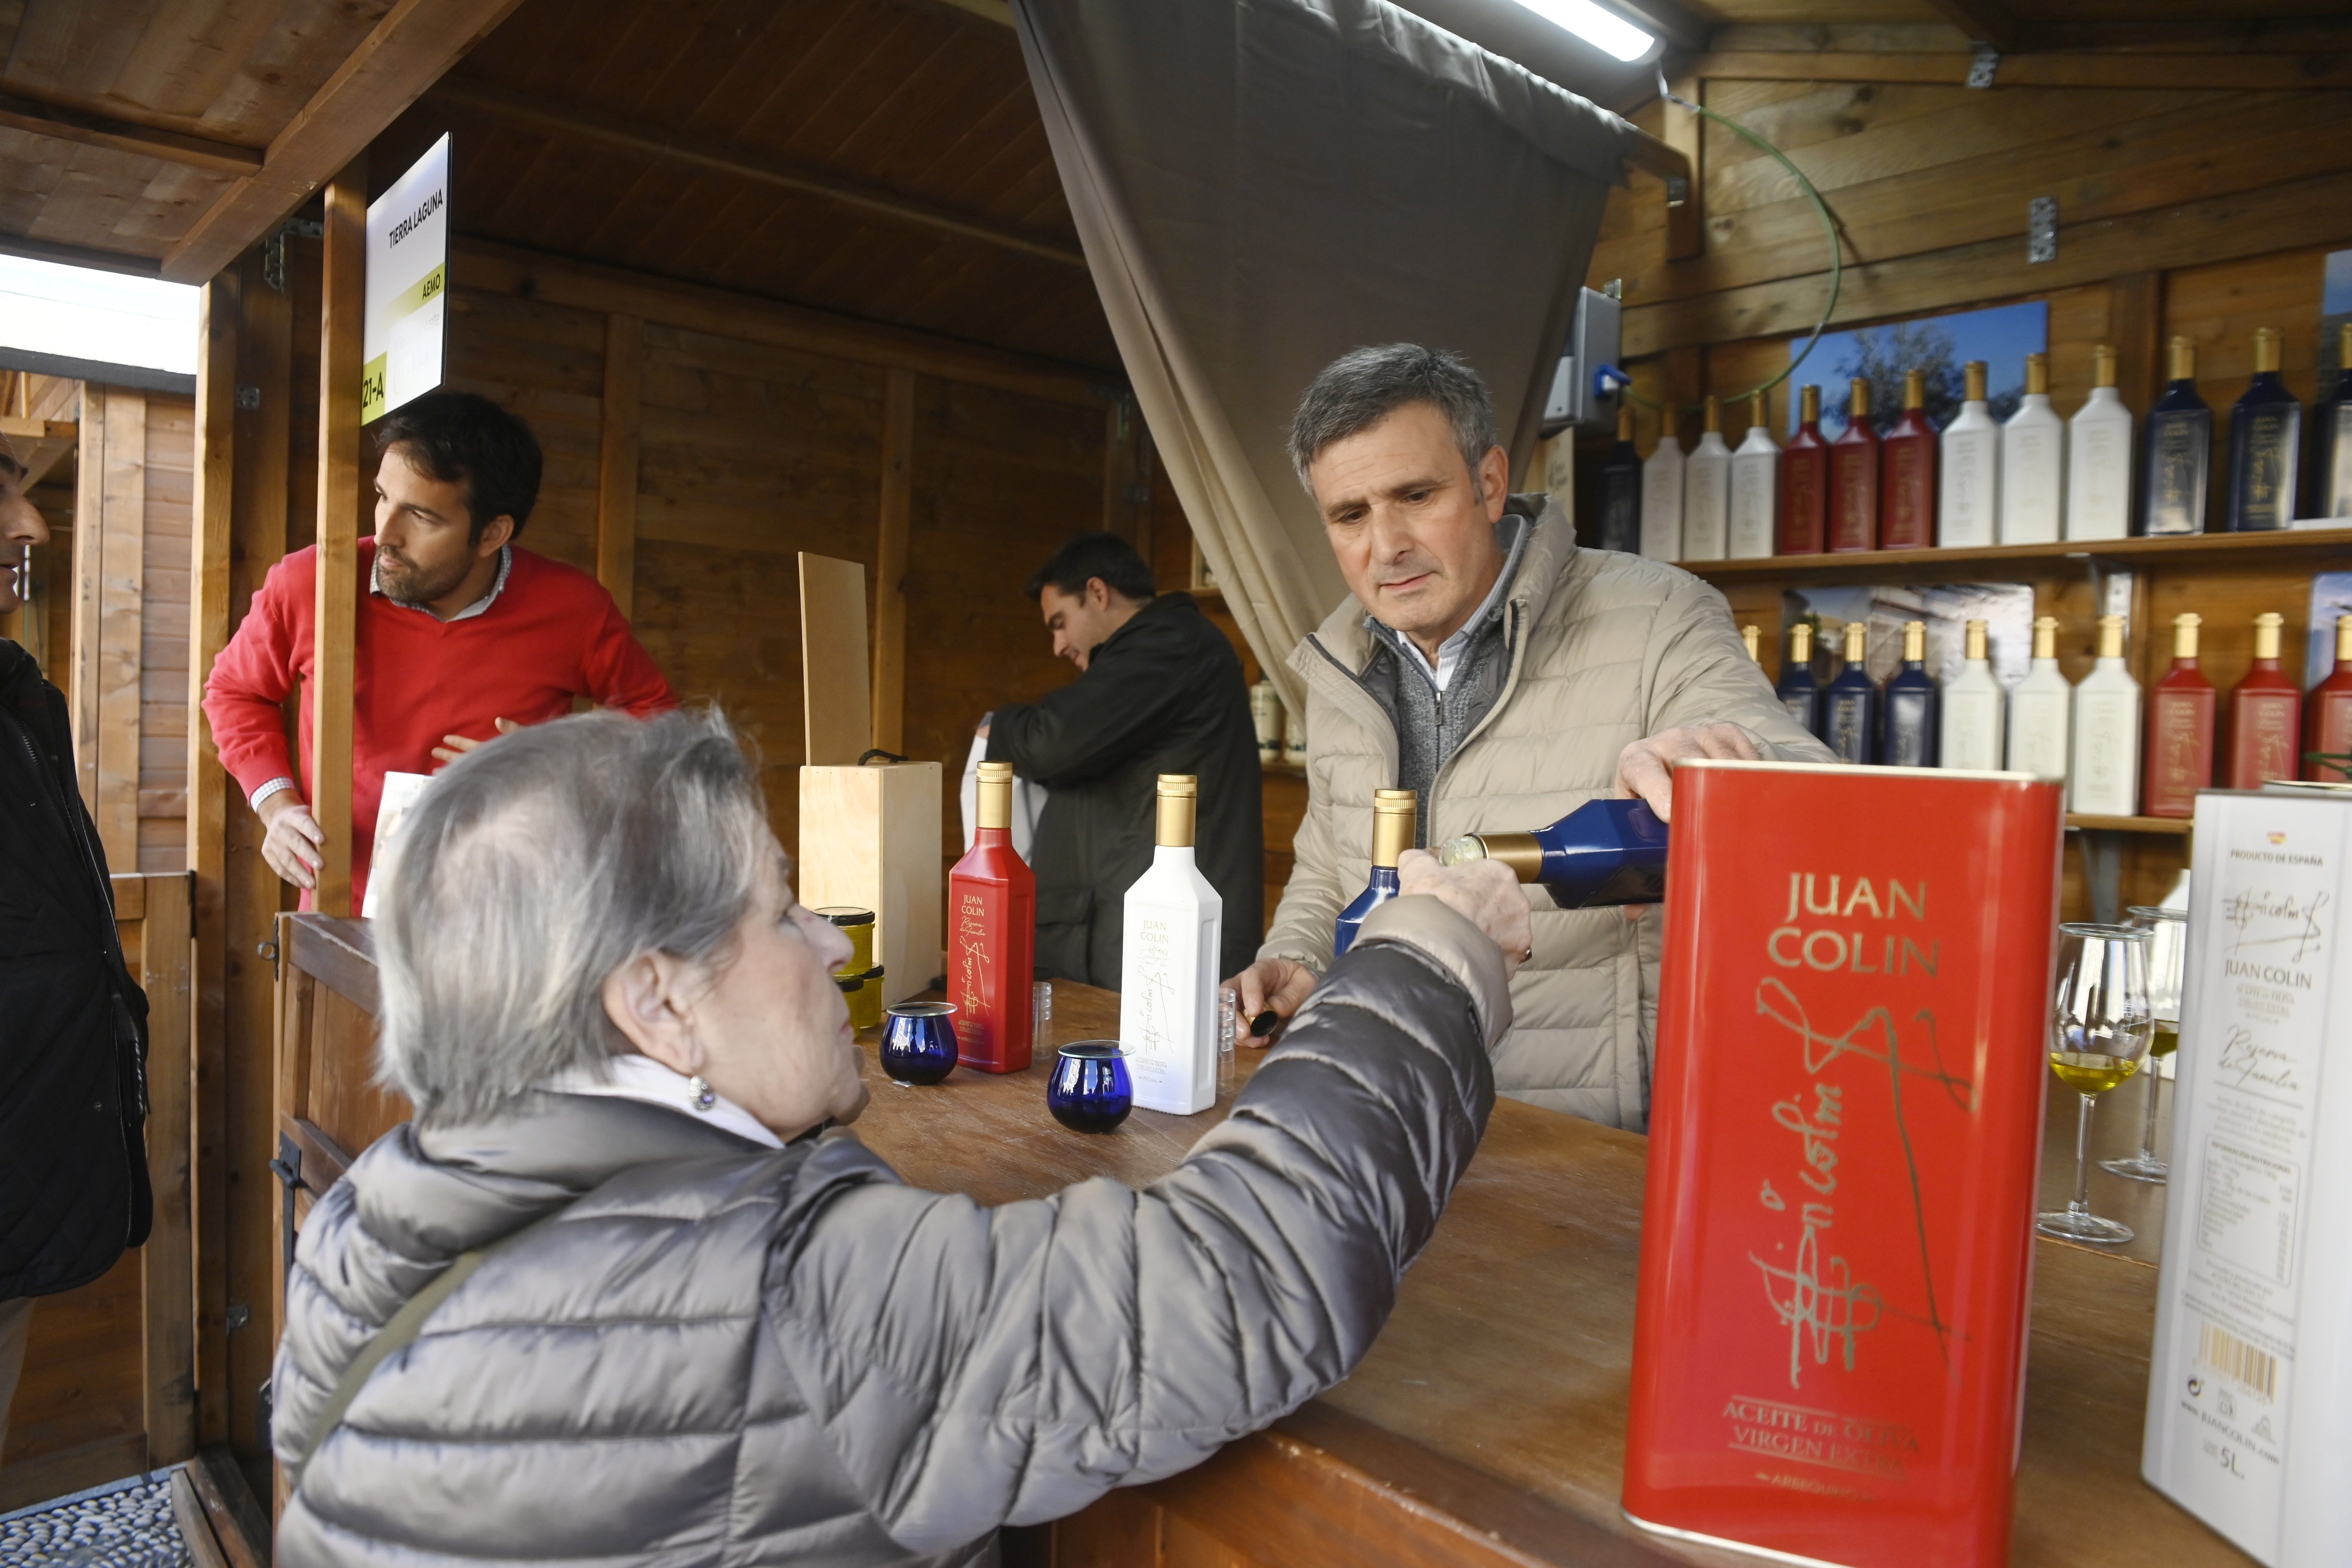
[1231,346,1833,1130]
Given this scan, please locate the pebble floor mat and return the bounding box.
[0,1470,190,1568]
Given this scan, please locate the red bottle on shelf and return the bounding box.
[2143,612,2214,818]
[1878,368,1938,549]
[2305,613,2352,782]
[1828,376,1880,552]
[947,760,1035,1073]
[1779,383,1829,555]
[2225,612,2302,789]
[1624,759,2063,1568]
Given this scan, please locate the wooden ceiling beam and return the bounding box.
[0,230,163,277]
[1917,0,2018,51]
[0,415,76,489]
[1693,49,2352,91]
[424,78,1089,271]
[0,90,263,176]
[158,0,534,285]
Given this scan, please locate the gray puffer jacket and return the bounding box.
[271,896,1509,1567]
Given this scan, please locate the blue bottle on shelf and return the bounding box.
[1775,621,1824,738]
[1333,789,1416,958]
[1822,620,1880,765]
[1880,619,1940,766]
[1435,798,1668,909]
[1597,402,1642,554]
[2138,335,2212,536]
[2316,320,2352,521]
[2225,326,2301,532]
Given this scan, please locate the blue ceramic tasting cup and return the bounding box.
[1047,1040,1132,1133]
[881,1002,958,1086]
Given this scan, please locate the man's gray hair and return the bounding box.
[376,707,775,1128]
[1287,344,1500,493]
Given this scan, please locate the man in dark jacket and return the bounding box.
[0,433,152,1455]
[985,533,1261,987]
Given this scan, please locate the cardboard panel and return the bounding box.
[799,762,942,1006]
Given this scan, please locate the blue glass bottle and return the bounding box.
[1880,619,1940,767]
[1598,401,1642,554]
[1822,620,1879,765]
[2138,335,2211,536]
[2316,320,2352,521]
[1333,789,1416,957]
[2226,327,2301,532]
[1775,621,1823,738]
[1435,798,1668,909]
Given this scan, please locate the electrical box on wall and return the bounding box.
[1541,287,1622,438]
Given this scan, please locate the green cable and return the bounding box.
[1617,77,1844,419]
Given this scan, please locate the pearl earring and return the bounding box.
[688,1075,717,1111]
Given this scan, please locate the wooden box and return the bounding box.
[799,762,942,1007]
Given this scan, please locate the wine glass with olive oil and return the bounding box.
[2037,923,2155,1244]
[2101,907,2187,1183]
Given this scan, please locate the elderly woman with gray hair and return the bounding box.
[272,708,1528,1567]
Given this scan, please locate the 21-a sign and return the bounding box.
[362,134,450,424]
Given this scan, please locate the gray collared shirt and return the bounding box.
[374,543,513,621]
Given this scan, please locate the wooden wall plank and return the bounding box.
[137,872,197,1467]
[595,312,642,617]
[96,388,149,871]
[311,160,365,918]
[140,393,195,871]
[71,383,104,813]
[872,366,913,756]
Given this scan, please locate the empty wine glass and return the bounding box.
[2102,907,2187,1183]
[2037,923,2154,1244]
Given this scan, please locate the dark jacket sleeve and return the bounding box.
[764,896,1510,1553]
[985,611,1195,787]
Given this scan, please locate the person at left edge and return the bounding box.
[202,391,678,913]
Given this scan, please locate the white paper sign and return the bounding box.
[361,770,433,919]
[362,134,450,424]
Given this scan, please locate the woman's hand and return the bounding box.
[1398,849,1532,979]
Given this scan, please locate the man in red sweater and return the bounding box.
[204,391,676,912]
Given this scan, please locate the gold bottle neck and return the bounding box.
[1371,789,1416,868]
[2169,335,2196,382]
[2338,614,2352,663]
[2172,613,2201,661]
[1155,774,1198,848]
[2253,328,2281,375]
[1964,619,1987,662]
[1750,391,1769,430]
[1964,361,1987,402]
[2025,353,2049,397]
[2253,612,2284,662]
[1903,621,1926,662]
[1844,621,1867,662]
[1742,624,1761,660]
[1800,384,1821,424]
[2098,615,2126,660]
[1702,395,1721,433]
[975,762,1014,831]
[2032,615,2059,661]
[2092,345,2116,389]
[1848,378,1870,419]
[1903,369,1925,411]
[1791,622,1815,660]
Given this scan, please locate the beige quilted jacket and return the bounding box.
[1260,499,1833,1129]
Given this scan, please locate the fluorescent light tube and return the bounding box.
[1506,0,1655,63]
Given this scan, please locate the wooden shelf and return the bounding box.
[2066,813,2194,836]
[1683,524,2352,586]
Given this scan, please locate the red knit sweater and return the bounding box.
[202,540,677,911]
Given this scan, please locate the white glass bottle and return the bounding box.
[2066,344,2134,542]
[2000,351,2066,544]
[1682,396,1731,561]
[1940,618,2005,769]
[1939,359,1999,548]
[2069,614,2140,816]
[1727,390,1778,559]
[1119,774,1223,1116]
[1640,425,1685,561]
[2008,614,2072,786]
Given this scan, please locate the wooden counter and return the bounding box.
[273,920,2246,1567]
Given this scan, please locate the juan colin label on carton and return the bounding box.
[1623,760,2064,1568]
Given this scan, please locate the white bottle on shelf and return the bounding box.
[2000,351,2066,544]
[1940,618,2005,770]
[2066,344,2135,542]
[1119,774,1222,1116]
[1640,426,1685,561]
[1682,396,1732,561]
[2007,614,2072,786]
[2069,614,2140,816]
[1939,359,1999,548]
[1727,390,1778,559]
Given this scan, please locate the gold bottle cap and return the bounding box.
[1742,624,1761,660]
[2092,345,2116,389]
[2339,613,2352,663]
[2170,335,2197,382]
[1371,788,1416,869]
[1903,620,1927,662]
[1965,619,1988,661]
[1155,773,1198,848]
[1848,377,1871,419]
[2025,352,2049,397]
[975,761,1014,831]
[1616,402,1634,440]
[1843,620,1868,662]
[2173,612,2201,660]
[2342,322,2352,365]
[1964,361,1988,402]
[1800,383,1821,424]
[2253,611,2284,660]
[1702,394,1721,433]
[1750,389,1769,430]
[1903,369,1926,410]
[2254,327,2282,375]
[1790,621,1815,661]
[2098,613,2127,660]
[2033,614,2059,660]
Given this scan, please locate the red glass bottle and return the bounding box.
[947,760,1035,1073]
[2304,614,2352,782]
[2143,612,2214,818]
[1778,383,1828,555]
[1879,368,1938,549]
[1828,376,1880,552]
[2226,611,2303,789]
